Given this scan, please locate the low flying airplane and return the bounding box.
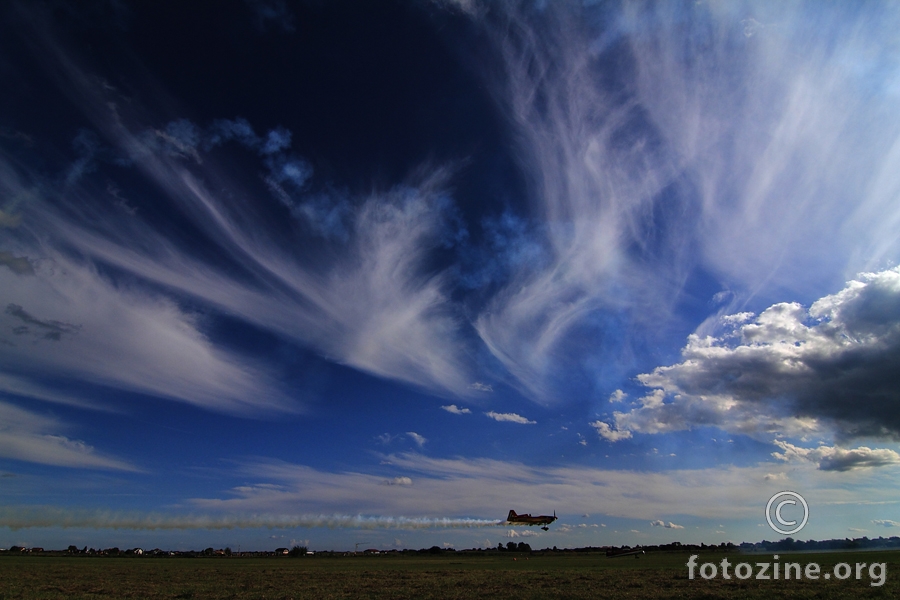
[505,509,558,531]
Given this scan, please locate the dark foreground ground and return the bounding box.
[2,550,898,599]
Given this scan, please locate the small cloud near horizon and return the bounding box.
[873,519,900,528]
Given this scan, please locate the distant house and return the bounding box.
[275,548,289,555]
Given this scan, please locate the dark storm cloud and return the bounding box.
[609,268,900,441]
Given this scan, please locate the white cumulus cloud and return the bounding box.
[590,421,632,442]
[610,268,900,442]
[873,519,900,528]
[772,441,900,472]
[485,411,535,425]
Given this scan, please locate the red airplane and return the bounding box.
[505,509,558,531]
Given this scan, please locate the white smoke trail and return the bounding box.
[0,506,502,531]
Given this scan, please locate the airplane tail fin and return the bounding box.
[507,510,517,520]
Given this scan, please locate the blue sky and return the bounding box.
[2,0,900,552]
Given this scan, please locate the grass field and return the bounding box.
[1,550,898,599]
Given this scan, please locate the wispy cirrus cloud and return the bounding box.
[0,251,33,275]
[40,147,472,401]
[0,401,136,471]
[466,1,900,405]
[5,1,900,448]
[0,374,113,412]
[468,382,493,393]
[0,10,477,414]
[626,1,900,299]
[0,243,292,415]
[187,453,900,527]
[406,432,427,448]
[472,12,666,402]
[3,452,896,533]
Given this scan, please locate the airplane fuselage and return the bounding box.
[506,509,557,527]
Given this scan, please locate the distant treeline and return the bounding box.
[740,535,900,553]
[585,536,900,555]
[3,536,900,557]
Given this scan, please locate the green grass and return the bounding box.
[1,550,898,599]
